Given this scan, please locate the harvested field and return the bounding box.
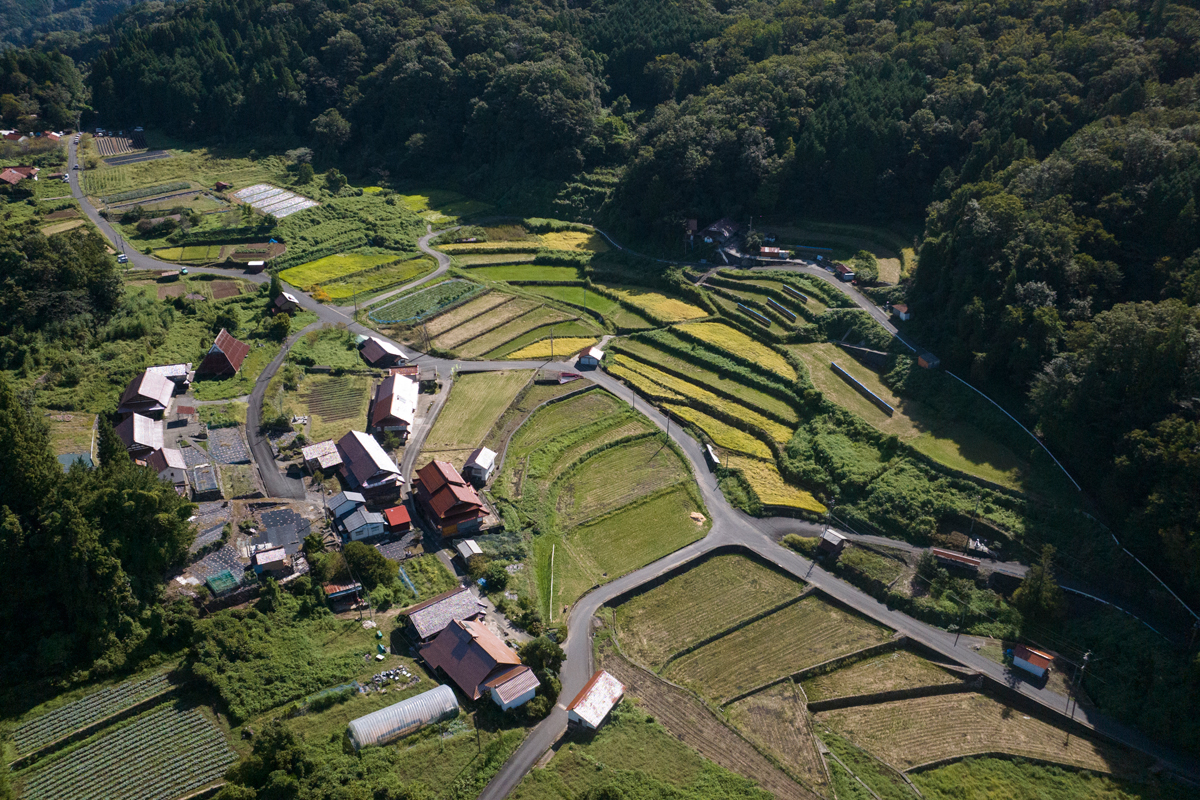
[422,292,509,337]
[505,336,597,360]
[727,682,830,793]
[678,321,796,380]
[600,650,821,800]
[608,354,794,441]
[303,375,370,442]
[455,307,574,359]
[665,596,891,703]
[44,209,80,221]
[605,285,708,322]
[420,370,532,470]
[455,252,538,266]
[157,284,186,300]
[438,241,540,252]
[738,456,826,513]
[803,650,960,702]
[613,553,804,671]
[816,693,1138,775]
[552,436,689,527]
[40,219,85,236]
[485,321,598,358]
[210,281,242,300]
[432,298,536,350]
[469,264,582,282]
[665,404,773,458]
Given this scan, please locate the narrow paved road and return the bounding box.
[67,141,1198,791]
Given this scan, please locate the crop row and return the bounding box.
[370,280,481,324]
[423,292,508,337]
[101,181,191,204]
[22,704,235,800]
[14,673,173,754]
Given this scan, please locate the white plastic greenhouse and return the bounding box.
[347,685,459,749]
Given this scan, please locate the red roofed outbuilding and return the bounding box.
[198,329,250,377]
[413,460,485,537]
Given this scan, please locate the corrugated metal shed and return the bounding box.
[347,685,459,749]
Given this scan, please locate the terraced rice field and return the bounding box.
[456,253,538,265]
[279,253,398,288]
[439,241,541,252]
[40,219,86,236]
[503,389,625,463]
[737,457,826,512]
[319,258,435,299]
[153,244,224,262]
[13,672,174,755]
[553,436,689,527]
[726,683,830,793]
[456,307,574,359]
[487,321,599,358]
[540,231,610,251]
[664,596,891,702]
[608,355,794,442]
[605,285,708,322]
[553,488,708,611]
[677,322,796,380]
[468,264,582,282]
[423,292,509,337]
[432,299,537,350]
[522,285,654,329]
[505,336,597,360]
[599,653,819,800]
[803,650,960,702]
[744,278,829,314]
[664,405,773,458]
[18,704,236,800]
[421,371,532,469]
[303,375,370,442]
[713,284,808,326]
[709,292,790,335]
[816,693,1136,774]
[616,338,798,422]
[613,553,804,670]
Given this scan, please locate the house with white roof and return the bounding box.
[336,431,403,500]
[369,374,418,441]
[567,670,625,730]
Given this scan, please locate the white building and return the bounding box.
[567,670,625,730]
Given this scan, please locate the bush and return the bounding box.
[483,562,509,591]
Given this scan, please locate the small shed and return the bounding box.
[576,346,604,369]
[384,505,412,533]
[931,547,981,572]
[323,581,363,608]
[818,530,847,556]
[567,670,625,730]
[343,508,386,541]
[347,685,460,749]
[273,292,300,315]
[463,447,497,484]
[215,181,232,191]
[1012,645,1053,679]
[253,547,291,577]
[191,463,221,501]
[455,539,483,563]
[834,263,855,282]
[302,439,343,474]
[147,447,189,487]
[246,260,266,273]
[918,352,941,369]
[891,303,911,321]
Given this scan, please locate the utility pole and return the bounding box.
[1069,651,1091,723]
[954,605,965,645]
[550,325,554,362]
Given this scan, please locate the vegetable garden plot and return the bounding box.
[369,279,482,324]
[19,704,236,800]
[13,672,175,755]
[234,183,319,218]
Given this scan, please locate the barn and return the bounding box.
[198,329,250,377]
[117,369,175,418]
[576,346,604,369]
[1012,645,1053,679]
[302,439,343,474]
[360,336,405,367]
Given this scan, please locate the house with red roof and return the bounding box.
[421,619,539,711]
[117,369,176,418]
[198,329,250,377]
[0,165,38,185]
[413,460,485,537]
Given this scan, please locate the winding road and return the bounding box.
[65,141,1199,792]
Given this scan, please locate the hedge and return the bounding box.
[523,218,594,234]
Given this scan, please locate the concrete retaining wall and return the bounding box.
[830,361,894,416]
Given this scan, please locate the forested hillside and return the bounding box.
[68,0,1200,599]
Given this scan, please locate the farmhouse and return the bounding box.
[360,336,405,367]
[576,346,604,369]
[198,329,250,377]
[421,619,539,711]
[383,505,412,533]
[115,413,163,458]
[347,685,459,750]
[701,217,738,244]
[117,369,175,417]
[342,507,387,541]
[147,447,188,488]
[891,303,911,321]
[463,447,497,484]
[402,586,486,642]
[302,439,343,474]
[567,670,625,731]
[0,166,38,185]
[272,292,301,315]
[413,460,486,537]
[328,490,366,521]
[1012,644,1053,679]
[146,362,194,391]
[337,431,404,500]
[369,374,418,441]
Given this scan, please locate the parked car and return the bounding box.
[117,254,129,264]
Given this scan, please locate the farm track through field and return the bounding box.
[600,651,822,800]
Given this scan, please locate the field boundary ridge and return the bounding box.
[805,676,980,713]
[723,636,905,707]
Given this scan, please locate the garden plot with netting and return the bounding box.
[13,672,176,755]
[369,279,482,324]
[18,703,236,800]
[234,183,319,218]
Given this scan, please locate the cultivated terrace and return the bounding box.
[1,1,1199,800]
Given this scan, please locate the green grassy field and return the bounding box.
[785,342,1029,490]
[221,463,258,497]
[456,252,538,265]
[44,412,96,457]
[467,264,582,282]
[420,370,532,470]
[912,756,1188,800]
[372,279,481,325]
[280,253,400,288]
[551,436,690,527]
[399,188,493,222]
[319,257,436,300]
[83,149,289,197]
[154,244,224,262]
[523,285,654,329]
[613,554,804,670]
[288,327,364,370]
[802,650,958,702]
[664,596,891,702]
